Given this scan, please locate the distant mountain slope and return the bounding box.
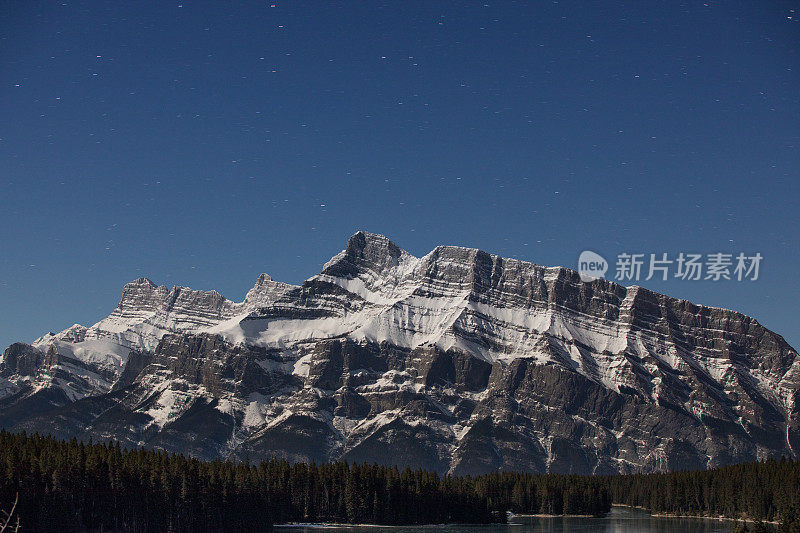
[2,231,798,475]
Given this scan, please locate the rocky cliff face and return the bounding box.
[1,232,798,474]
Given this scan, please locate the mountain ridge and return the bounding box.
[1,231,798,474]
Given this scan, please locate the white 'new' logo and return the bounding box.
[578,251,608,282]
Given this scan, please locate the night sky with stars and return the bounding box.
[1,1,798,349]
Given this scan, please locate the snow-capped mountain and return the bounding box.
[2,231,798,474]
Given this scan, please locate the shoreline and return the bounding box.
[509,514,598,518]
[649,512,778,525]
[613,504,779,525]
[274,522,507,529]
[274,506,782,529]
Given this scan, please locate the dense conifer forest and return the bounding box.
[606,458,800,532]
[0,431,798,532]
[0,431,609,531]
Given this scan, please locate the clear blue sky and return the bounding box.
[1,1,798,350]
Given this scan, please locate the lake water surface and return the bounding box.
[279,506,734,533]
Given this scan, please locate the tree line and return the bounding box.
[604,458,800,532]
[0,430,609,532]
[3,429,799,532]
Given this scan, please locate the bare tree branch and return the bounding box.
[0,493,19,533]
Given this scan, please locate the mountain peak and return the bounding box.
[345,231,406,259]
[128,277,157,288]
[244,273,293,308]
[320,231,414,278]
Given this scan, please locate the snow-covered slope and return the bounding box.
[13,274,294,401]
[1,231,798,474]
